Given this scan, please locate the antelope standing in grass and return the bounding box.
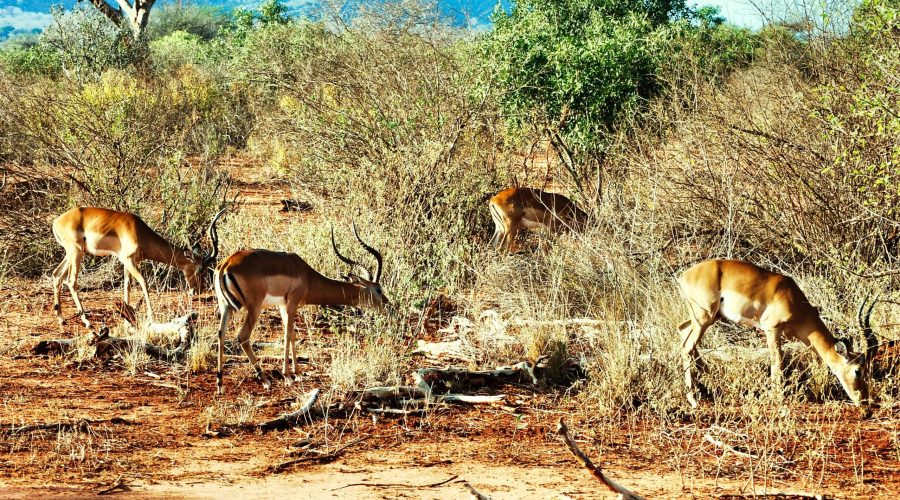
[488,187,587,253]
[213,223,389,394]
[51,207,225,327]
[677,259,878,408]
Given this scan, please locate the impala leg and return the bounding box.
[489,204,505,250]
[765,327,785,397]
[123,265,131,305]
[289,312,300,382]
[123,258,153,324]
[505,220,521,253]
[216,304,232,395]
[237,306,270,390]
[51,257,69,326]
[64,248,90,328]
[490,225,502,249]
[278,304,299,385]
[679,304,717,408]
[679,320,707,409]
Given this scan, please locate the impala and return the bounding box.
[213,223,389,394]
[51,206,225,327]
[677,259,878,408]
[488,187,587,253]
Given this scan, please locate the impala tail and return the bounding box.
[215,266,245,311]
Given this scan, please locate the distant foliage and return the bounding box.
[150,31,211,72]
[0,39,60,77]
[147,3,229,41]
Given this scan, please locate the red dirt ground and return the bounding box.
[1,162,898,499]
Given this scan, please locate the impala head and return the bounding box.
[331,222,389,310]
[182,208,226,294]
[831,295,878,405]
[832,340,868,405]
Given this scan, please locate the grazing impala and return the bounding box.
[51,207,225,327]
[213,223,389,394]
[677,259,878,408]
[488,187,587,253]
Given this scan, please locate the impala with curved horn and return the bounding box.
[51,207,225,327]
[213,222,388,394]
[677,259,879,408]
[488,187,587,253]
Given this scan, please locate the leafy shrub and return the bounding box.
[41,4,144,81]
[481,0,694,191]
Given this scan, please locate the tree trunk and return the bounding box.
[85,0,156,39]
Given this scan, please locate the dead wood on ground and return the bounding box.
[33,312,197,363]
[5,417,133,435]
[258,388,321,432]
[556,418,644,500]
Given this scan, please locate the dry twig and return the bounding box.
[462,481,492,499]
[556,418,644,499]
[6,417,132,435]
[333,474,459,491]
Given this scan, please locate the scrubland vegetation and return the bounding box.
[0,0,898,495]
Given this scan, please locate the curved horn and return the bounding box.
[858,294,879,361]
[331,225,362,270]
[204,207,227,266]
[351,220,383,283]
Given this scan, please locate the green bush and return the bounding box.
[0,38,60,77]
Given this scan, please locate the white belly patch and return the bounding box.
[521,218,545,229]
[719,291,764,328]
[262,293,286,307]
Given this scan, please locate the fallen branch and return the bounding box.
[97,478,131,495]
[556,419,644,500]
[33,313,198,364]
[6,417,133,435]
[412,339,474,362]
[511,318,624,327]
[334,474,459,490]
[413,360,541,393]
[280,199,313,212]
[462,481,492,500]
[258,388,320,432]
[358,386,505,406]
[270,434,372,473]
[703,433,758,460]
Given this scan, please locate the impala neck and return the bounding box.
[802,317,845,368]
[140,230,196,269]
[305,272,369,307]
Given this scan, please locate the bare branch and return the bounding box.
[556,419,644,500]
